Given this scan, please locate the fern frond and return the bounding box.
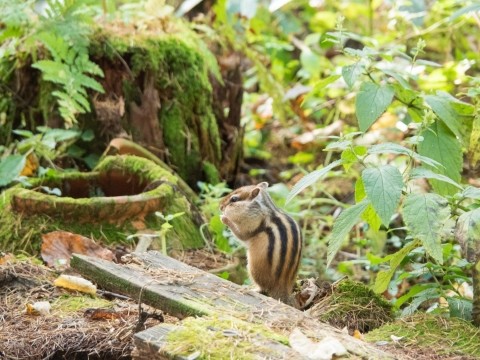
[75,73,105,93]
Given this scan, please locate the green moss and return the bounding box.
[312,279,394,332]
[91,28,222,186]
[52,295,112,314]
[202,161,221,185]
[0,155,204,254]
[164,316,289,359]
[0,188,134,254]
[365,314,480,358]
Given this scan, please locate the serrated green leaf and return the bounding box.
[341,148,356,171]
[425,94,462,140]
[447,297,472,321]
[410,167,462,190]
[356,82,394,132]
[71,92,90,111]
[355,178,382,231]
[76,73,105,93]
[368,142,442,168]
[286,159,343,204]
[327,199,369,267]
[381,69,411,89]
[373,240,419,293]
[342,61,364,88]
[0,154,26,186]
[392,83,423,110]
[403,193,450,264]
[362,165,403,226]
[462,186,480,200]
[418,121,462,196]
[469,115,480,167]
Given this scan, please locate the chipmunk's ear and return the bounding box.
[258,182,269,189]
[251,182,268,198]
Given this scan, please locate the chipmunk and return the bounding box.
[219,182,302,305]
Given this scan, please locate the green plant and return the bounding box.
[155,211,186,255]
[286,74,479,323]
[197,181,232,253]
[32,31,104,125]
[274,2,480,323]
[0,0,104,126]
[0,127,90,187]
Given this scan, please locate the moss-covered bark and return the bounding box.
[1,17,244,188]
[0,155,205,254]
[89,32,222,186]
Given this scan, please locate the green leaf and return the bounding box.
[210,215,231,253]
[403,193,450,264]
[327,199,369,267]
[392,83,423,107]
[42,128,81,142]
[81,129,95,142]
[469,115,480,167]
[341,148,357,171]
[311,75,342,94]
[418,121,462,196]
[401,288,440,317]
[0,154,26,186]
[381,69,411,89]
[300,47,321,75]
[362,165,403,226]
[425,94,462,140]
[368,142,442,168]
[373,240,419,293]
[462,186,480,200]
[76,73,105,93]
[394,283,432,309]
[410,167,462,190]
[355,82,394,132]
[450,3,480,21]
[447,297,472,321]
[426,92,474,144]
[325,140,351,151]
[342,61,364,88]
[286,159,343,204]
[355,178,382,231]
[455,208,480,263]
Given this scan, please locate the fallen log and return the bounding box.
[71,252,400,359]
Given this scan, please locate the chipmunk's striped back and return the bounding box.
[220,182,302,304]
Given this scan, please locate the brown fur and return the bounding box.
[220,182,302,304]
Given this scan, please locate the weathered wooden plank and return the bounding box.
[133,325,181,360]
[71,252,399,359]
[133,316,300,360]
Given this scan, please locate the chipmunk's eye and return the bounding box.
[230,195,240,203]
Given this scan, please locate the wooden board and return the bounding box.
[133,316,300,360]
[71,252,398,359]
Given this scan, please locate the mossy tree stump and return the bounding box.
[1,19,244,187]
[0,155,206,253]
